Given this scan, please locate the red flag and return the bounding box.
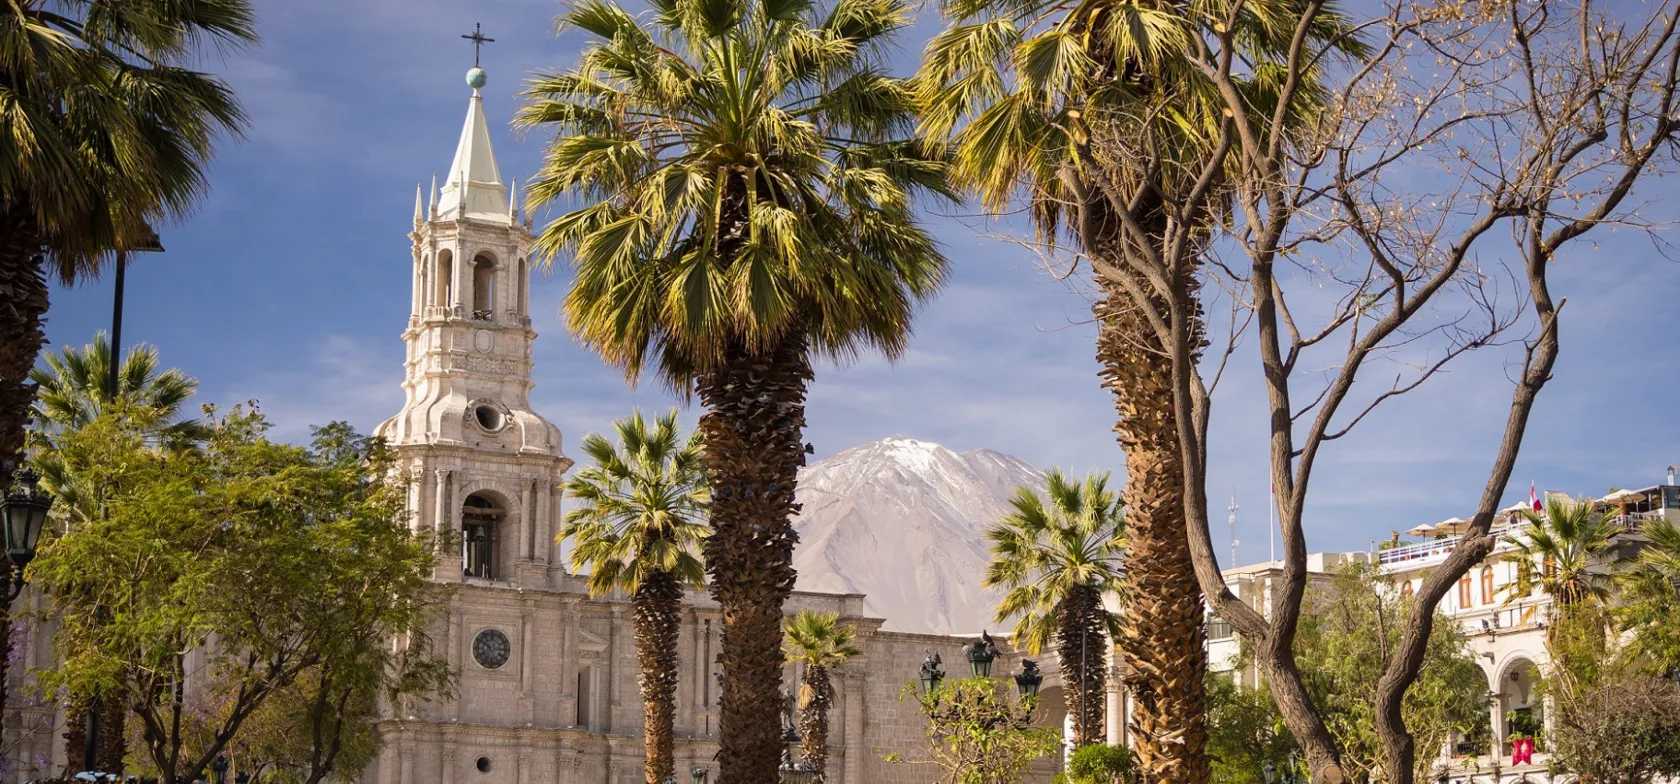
[1530,482,1542,512]
[1513,737,1534,765]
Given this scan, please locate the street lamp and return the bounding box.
[918,650,945,696]
[965,631,999,679]
[1013,659,1043,702]
[2,466,50,603]
[211,754,229,784]
[107,229,165,403]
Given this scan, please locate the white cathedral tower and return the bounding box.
[375,64,572,589]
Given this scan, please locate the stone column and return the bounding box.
[1490,693,1505,761]
[411,251,425,320]
[435,468,455,580]
[440,745,456,784]
[520,479,535,562]
[1105,683,1124,747]
[548,481,564,570]
[400,739,416,784]
[842,668,866,784]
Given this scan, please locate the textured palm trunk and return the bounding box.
[635,569,684,784]
[1056,585,1108,747]
[0,203,46,760]
[697,332,812,784]
[1095,278,1211,783]
[797,665,833,780]
[0,203,49,472]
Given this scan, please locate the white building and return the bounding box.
[1208,477,1680,784]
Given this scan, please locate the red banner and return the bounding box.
[1512,737,1534,765]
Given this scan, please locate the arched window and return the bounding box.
[1458,573,1472,608]
[434,249,453,309]
[1400,581,1414,601]
[462,493,504,579]
[517,258,528,318]
[1481,566,1495,605]
[471,253,496,320]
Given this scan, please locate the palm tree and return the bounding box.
[29,332,205,513]
[984,469,1125,748]
[915,1,1359,778]
[519,0,953,777]
[1618,517,1680,676]
[1505,497,1620,695]
[1506,497,1620,609]
[0,0,253,475]
[563,409,709,784]
[23,332,203,770]
[783,610,861,781]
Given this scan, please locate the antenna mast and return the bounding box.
[1227,492,1239,566]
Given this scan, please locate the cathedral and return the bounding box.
[359,68,1073,784]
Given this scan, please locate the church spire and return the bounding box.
[435,65,510,223]
[413,183,424,227]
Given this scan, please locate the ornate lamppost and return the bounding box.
[1013,659,1043,703]
[965,631,999,679]
[1,466,49,604]
[919,650,945,696]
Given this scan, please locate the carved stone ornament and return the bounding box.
[465,355,511,375]
[474,328,494,353]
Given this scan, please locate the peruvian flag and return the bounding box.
[1530,482,1542,512]
[1513,737,1535,765]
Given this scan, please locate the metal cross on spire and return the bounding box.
[462,23,495,67]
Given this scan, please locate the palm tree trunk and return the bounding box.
[798,665,833,780]
[1095,279,1212,783]
[697,331,812,784]
[634,569,684,784]
[0,203,49,472]
[1056,585,1107,747]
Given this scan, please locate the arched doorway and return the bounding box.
[462,492,505,579]
[1499,658,1543,760]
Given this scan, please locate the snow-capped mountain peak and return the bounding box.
[792,437,1045,634]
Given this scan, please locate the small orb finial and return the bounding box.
[466,67,487,90]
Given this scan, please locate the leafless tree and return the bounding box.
[1074,0,1680,781]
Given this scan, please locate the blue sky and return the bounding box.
[40,0,1680,566]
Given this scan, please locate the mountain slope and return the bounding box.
[791,437,1045,634]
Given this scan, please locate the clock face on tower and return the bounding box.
[472,628,511,670]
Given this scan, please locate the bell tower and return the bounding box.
[376,65,571,589]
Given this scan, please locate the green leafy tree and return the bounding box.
[518,0,954,775]
[913,0,1361,778]
[28,409,448,784]
[1550,674,1680,784]
[983,469,1124,746]
[1226,565,1487,784]
[563,409,707,784]
[24,333,206,770]
[1205,675,1299,784]
[0,0,253,475]
[783,610,861,781]
[893,678,1059,784]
